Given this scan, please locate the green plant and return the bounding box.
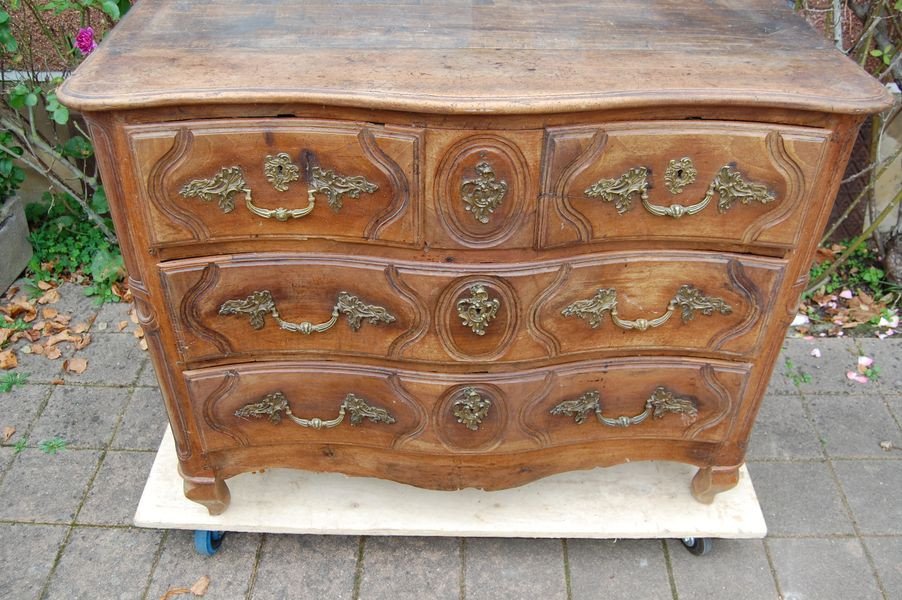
[0,129,24,203]
[0,371,29,392]
[784,358,813,386]
[12,437,26,453]
[26,191,124,303]
[806,241,894,298]
[38,437,66,454]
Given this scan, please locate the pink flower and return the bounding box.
[74,27,97,55]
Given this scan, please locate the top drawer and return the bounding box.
[539,121,831,252]
[127,119,423,249]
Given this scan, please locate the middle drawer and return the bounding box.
[159,252,786,367]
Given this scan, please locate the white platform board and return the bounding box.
[135,428,766,539]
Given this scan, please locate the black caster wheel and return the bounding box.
[194,530,225,556]
[681,536,713,556]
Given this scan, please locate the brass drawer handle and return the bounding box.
[584,161,774,218]
[219,290,395,334]
[235,391,396,429]
[179,162,378,222]
[562,285,732,332]
[550,386,698,427]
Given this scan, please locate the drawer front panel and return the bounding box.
[186,357,747,456]
[540,121,830,251]
[425,129,542,249]
[161,252,785,366]
[128,119,422,248]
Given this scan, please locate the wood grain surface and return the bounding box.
[57,0,893,114]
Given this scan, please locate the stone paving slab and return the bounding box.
[43,526,163,600]
[746,394,822,461]
[746,461,855,536]
[0,449,101,523]
[358,536,460,600]
[833,459,902,535]
[807,394,902,458]
[58,332,146,387]
[666,538,777,600]
[0,384,52,445]
[27,385,130,449]
[767,538,883,600]
[111,386,169,451]
[862,536,902,599]
[250,534,359,600]
[77,450,156,526]
[463,538,567,600]
[146,530,261,600]
[0,523,69,600]
[566,539,672,600]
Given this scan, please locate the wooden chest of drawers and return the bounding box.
[59,0,892,514]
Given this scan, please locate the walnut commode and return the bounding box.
[59,0,892,514]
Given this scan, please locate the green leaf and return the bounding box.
[61,136,94,159]
[90,187,109,214]
[895,0,902,11]
[89,247,124,283]
[870,49,884,57]
[0,10,8,24]
[117,0,131,18]
[51,106,69,125]
[101,0,120,19]
[24,92,38,107]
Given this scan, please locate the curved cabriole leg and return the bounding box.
[690,465,740,504]
[183,473,231,515]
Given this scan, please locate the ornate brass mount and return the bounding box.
[584,162,774,218]
[235,391,395,429]
[664,157,697,195]
[562,285,732,332]
[218,290,395,334]
[179,161,378,222]
[460,161,508,224]
[452,387,492,431]
[263,153,300,192]
[456,284,501,336]
[550,386,698,427]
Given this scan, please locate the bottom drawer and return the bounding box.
[186,358,750,463]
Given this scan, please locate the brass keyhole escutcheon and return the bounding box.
[456,284,500,336]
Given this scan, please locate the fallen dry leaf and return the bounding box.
[133,325,145,339]
[72,322,90,334]
[36,288,61,305]
[45,347,62,360]
[50,378,64,385]
[42,307,59,319]
[30,343,44,355]
[159,587,191,600]
[880,441,895,451]
[45,332,76,347]
[2,299,37,322]
[0,350,17,369]
[139,339,148,351]
[117,320,128,332]
[0,328,11,346]
[63,357,88,374]
[74,334,92,350]
[53,313,72,326]
[190,575,210,596]
[22,330,41,343]
[36,280,53,291]
[129,308,139,324]
[1,426,14,442]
